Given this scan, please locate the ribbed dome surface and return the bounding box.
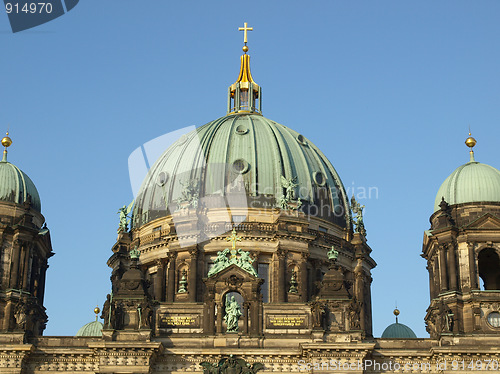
[0,159,41,212]
[381,322,417,338]
[133,113,349,228]
[434,160,500,212]
[75,320,103,337]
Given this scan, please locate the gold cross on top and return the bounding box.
[227,228,242,251]
[238,22,253,44]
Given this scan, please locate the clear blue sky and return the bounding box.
[1,1,499,337]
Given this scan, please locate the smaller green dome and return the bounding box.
[434,159,500,212]
[75,320,103,337]
[0,159,41,212]
[381,322,417,338]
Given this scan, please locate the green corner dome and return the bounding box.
[75,320,103,337]
[434,158,500,212]
[381,322,417,338]
[132,113,350,229]
[0,158,41,212]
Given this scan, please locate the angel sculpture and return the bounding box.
[279,176,299,210]
[350,196,366,236]
[117,200,134,233]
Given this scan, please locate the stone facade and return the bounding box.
[0,196,499,373]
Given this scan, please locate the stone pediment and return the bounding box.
[208,263,259,283]
[463,213,500,230]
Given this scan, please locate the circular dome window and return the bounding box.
[232,159,249,174]
[235,124,249,135]
[313,171,326,186]
[156,171,169,187]
[487,312,500,328]
[177,134,188,146]
[297,134,308,146]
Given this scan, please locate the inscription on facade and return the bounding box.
[266,315,308,329]
[159,314,200,328]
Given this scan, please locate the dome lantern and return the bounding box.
[227,22,262,115]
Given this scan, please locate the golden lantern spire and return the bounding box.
[228,22,262,114]
[1,131,12,162]
[465,131,477,162]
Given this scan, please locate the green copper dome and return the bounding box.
[0,157,41,212]
[381,322,417,338]
[434,157,500,212]
[75,320,103,337]
[133,113,350,228]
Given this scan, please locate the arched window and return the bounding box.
[478,248,500,290]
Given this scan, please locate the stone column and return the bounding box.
[243,302,250,334]
[203,298,215,335]
[433,257,441,293]
[9,239,22,289]
[3,300,12,330]
[18,244,27,290]
[154,260,165,302]
[276,249,287,303]
[447,243,458,291]
[38,262,48,304]
[427,262,436,299]
[166,252,177,302]
[439,245,448,292]
[216,301,223,333]
[250,301,260,335]
[22,244,32,292]
[188,248,198,302]
[468,242,478,290]
[354,258,366,332]
[299,252,308,302]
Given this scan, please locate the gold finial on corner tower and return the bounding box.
[1,131,12,162]
[465,130,477,162]
[393,308,400,323]
[228,22,262,115]
[94,305,101,322]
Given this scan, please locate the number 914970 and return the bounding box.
[5,2,53,14]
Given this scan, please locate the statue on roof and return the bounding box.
[207,249,230,277]
[350,196,366,236]
[279,175,302,210]
[237,248,258,277]
[207,230,258,277]
[175,179,200,211]
[117,200,134,233]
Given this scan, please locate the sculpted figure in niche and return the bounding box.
[224,295,242,332]
[14,300,27,330]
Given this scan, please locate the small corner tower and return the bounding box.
[0,132,54,339]
[381,308,417,338]
[423,133,500,338]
